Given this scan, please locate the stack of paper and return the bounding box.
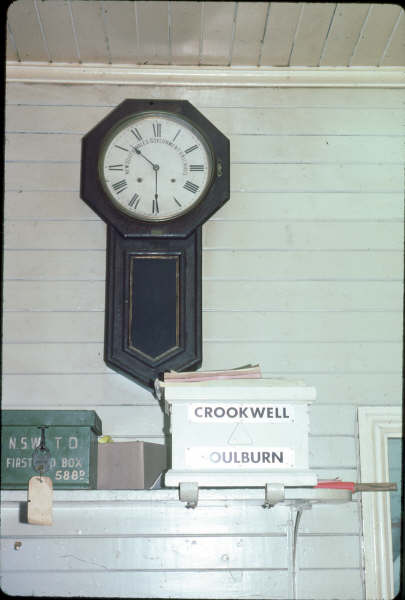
[163,364,262,383]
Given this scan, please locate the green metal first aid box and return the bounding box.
[1,410,102,489]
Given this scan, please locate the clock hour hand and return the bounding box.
[134,147,158,170]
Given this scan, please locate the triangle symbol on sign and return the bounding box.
[227,423,253,445]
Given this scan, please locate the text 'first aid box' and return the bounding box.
[160,378,317,488]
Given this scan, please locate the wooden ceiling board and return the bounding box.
[102,1,138,64]
[380,9,405,66]
[6,23,19,62]
[319,3,371,66]
[260,3,302,66]
[350,4,403,66]
[36,0,78,63]
[200,1,236,66]
[135,1,170,64]
[5,1,405,68]
[7,0,49,62]
[70,0,109,63]
[231,2,268,66]
[170,1,202,65]
[290,3,337,67]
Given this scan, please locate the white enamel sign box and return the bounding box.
[161,379,317,487]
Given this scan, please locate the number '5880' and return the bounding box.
[55,470,85,480]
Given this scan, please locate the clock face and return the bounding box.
[99,111,214,221]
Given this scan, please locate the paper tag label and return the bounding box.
[185,446,295,469]
[27,476,53,526]
[188,403,294,423]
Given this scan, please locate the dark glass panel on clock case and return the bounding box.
[105,225,202,390]
[129,255,179,359]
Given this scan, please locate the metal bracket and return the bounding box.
[179,482,199,509]
[263,483,285,508]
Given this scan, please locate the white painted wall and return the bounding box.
[2,79,404,599]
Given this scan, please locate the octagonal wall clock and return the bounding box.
[81,99,230,389]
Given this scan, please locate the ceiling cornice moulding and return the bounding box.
[6,62,405,88]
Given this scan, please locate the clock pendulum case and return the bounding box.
[80,100,230,389]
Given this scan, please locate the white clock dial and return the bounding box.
[99,112,214,221]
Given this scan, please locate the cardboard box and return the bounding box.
[97,441,167,489]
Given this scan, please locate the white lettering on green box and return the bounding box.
[1,410,102,490]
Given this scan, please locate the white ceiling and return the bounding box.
[6,1,405,68]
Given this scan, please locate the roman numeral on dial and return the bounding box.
[129,193,140,208]
[189,165,204,171]
[108,164,124,171]
[183,181,199,193]
[112,179,127,194]
[184,144,198,154]
[153,123,161,137]
[131,128,142,141]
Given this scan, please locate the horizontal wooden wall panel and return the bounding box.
[0,567,364,599]
[4,220,403,251]
[297,570,363,600]
[1,401,357,438]
[309,436,356,468]
[8,131,403,163]
[6,82,405,109]
[0,533,361,572]
[3,310,402,343]
[1,535,290,570]
[5,191,404,221]
[4,281,105,311]
[2,373,401,408]
[5,162,402,194]
[203,221,403,249]
[4,191,95,220]
[3,248,404,281]
[3,341,401,375]
[202,250,404,280]
[6,104,404,136]
[0,570,290,599]
[1,373,155,406]
[4,280,401,312]
[0,500,360,537]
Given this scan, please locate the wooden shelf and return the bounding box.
[1,487,353,505]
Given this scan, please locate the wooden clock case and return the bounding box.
[81,100,230,389]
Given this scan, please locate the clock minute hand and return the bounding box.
[153,165,159,214]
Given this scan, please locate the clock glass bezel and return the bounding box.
[98,110,215,222]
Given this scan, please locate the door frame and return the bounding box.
[358,406,402,600]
